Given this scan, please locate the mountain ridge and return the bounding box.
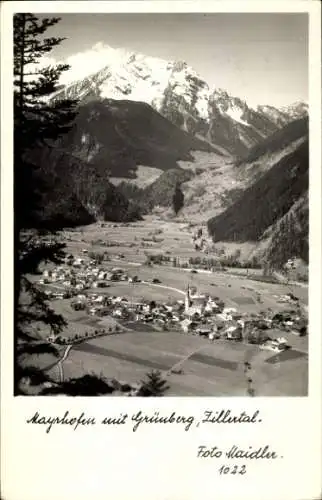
[51,44,308,157]
[207,134,309,268]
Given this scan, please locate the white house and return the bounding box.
[113,309,123,317]
[112,267,123,274]
[114,296,123,303]
[204,303,214,313]
[237,319,246,330]
[225,325,242,340]
[180,319,193,333]
[216,312,232,323]
[223,307,237,315]
[196,327,212,337]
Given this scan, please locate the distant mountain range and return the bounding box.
[52,45,308,157]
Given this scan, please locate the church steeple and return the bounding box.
[185,283,192,312]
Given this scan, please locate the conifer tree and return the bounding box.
[14,14,78,394]
[137,370,170,397]
[172,183,184,216]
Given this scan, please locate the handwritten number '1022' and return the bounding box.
[219,465,247,475]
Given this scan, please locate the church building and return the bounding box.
[184,284,207,319]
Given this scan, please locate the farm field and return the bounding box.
[61,329,308,396]
[62,219,308,289]
[30,219,308,397]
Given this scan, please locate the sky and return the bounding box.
[40,13,308,108]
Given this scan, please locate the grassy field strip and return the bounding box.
[74,335,244,378]
[73,342,174,371]
[166,366,247,397]
[165,344,206,376]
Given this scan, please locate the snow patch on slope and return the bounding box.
[225,106,250,127]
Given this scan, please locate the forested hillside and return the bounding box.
[265,193,309,266]
[56,98,217,178]
[26,145,142,228]
[208,139,308,244]
[236,117,308,165]
[117,168,192,214]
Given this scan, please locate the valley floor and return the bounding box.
[23,219,308,397]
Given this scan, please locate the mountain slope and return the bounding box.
[25,96,217,226]
[142,168,192,211]
[59,98,219,179]
[116,167,192,213]
[206,89,281,156]
[177,115,308,223]
[23,167,95,230]
[264,192,309,266]
[236,117,308,165]
[27,144,143,227]
[207,138,308,247]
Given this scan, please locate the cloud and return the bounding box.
[56,43,131,85]
[25,42,132,86]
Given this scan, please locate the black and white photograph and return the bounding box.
[13,11,310,397]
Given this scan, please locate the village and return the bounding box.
[38,248,308,355]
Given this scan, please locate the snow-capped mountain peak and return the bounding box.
[210,89,250,125]
[52,43,308,156]
[280,102,308,120]
[256,104,290,127]
[55,44,212,121]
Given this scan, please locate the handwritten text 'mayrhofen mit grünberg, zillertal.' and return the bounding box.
[26,409,262,434]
